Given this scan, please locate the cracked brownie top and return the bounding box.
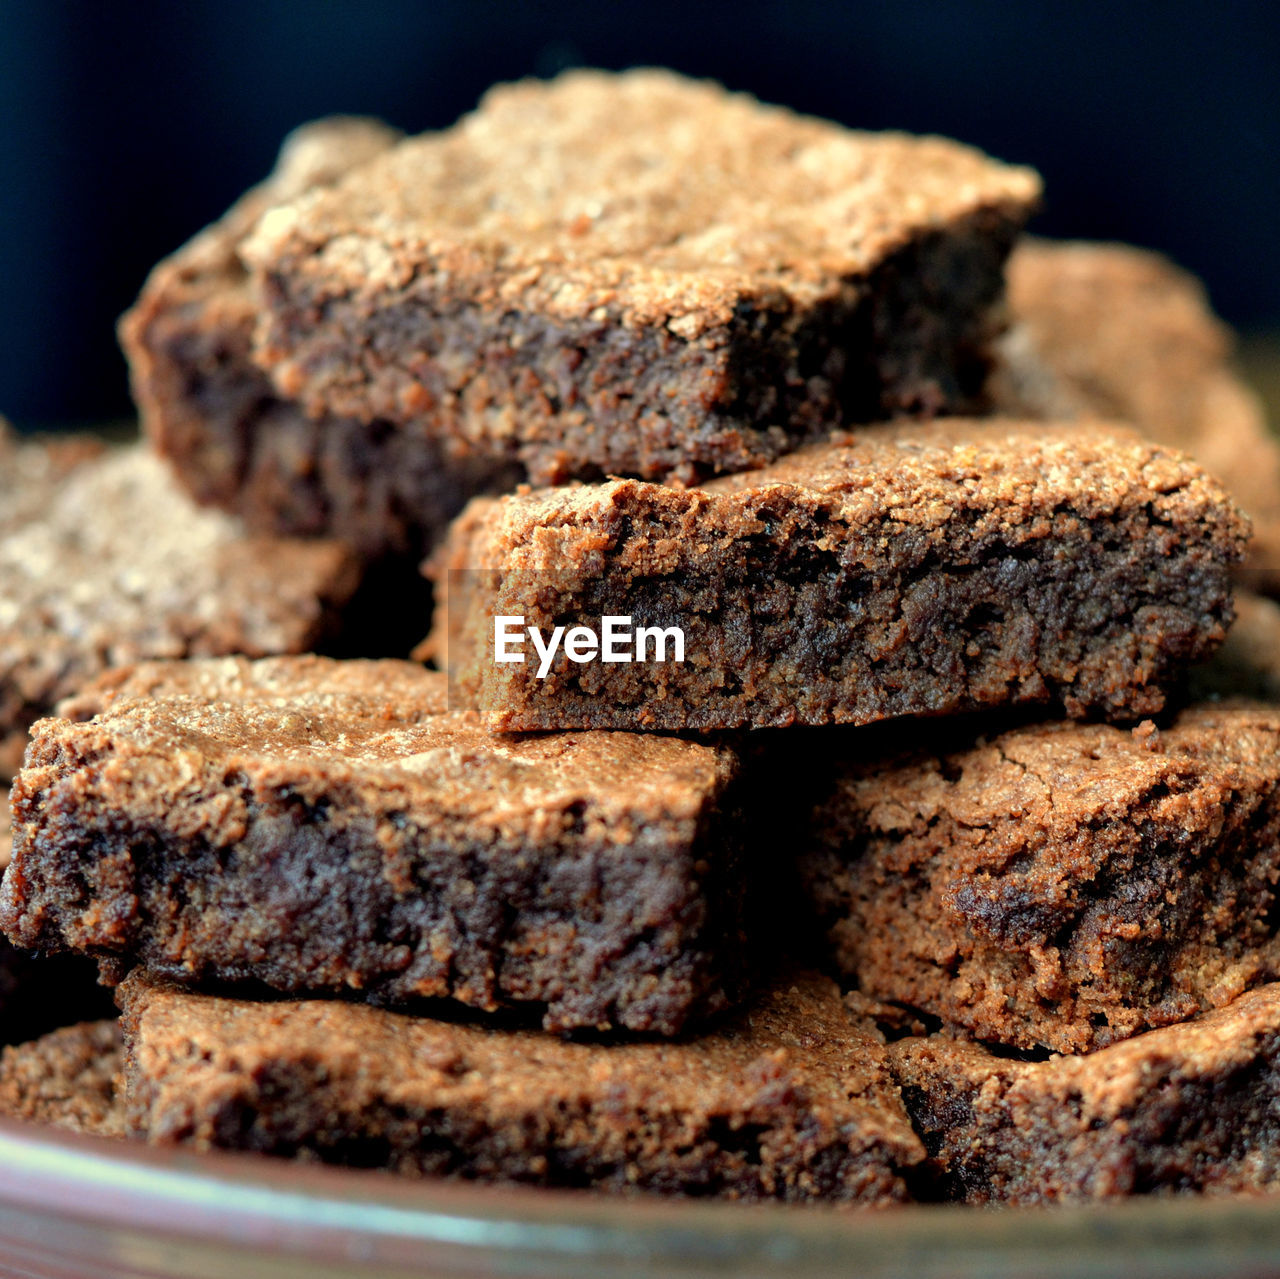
[242,68,1040,334]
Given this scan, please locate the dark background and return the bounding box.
[3,1,1279,429]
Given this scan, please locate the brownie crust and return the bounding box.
[994,238,1280,590]
[890,986,1280,1203]
[0,1020,124,1138]
[121,117,521,561]
[242,70,1039,486]
[801,702,1280,1053]
[0,435,360,780]
[3,656,750,1035]
[119,971,922,1204]
[430,420,1246,731]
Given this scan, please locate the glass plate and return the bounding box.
[1,1117,1279,1279]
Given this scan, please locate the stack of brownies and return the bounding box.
[3,69,1280,1206]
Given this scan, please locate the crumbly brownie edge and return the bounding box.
[887,987,1280,1203]
[252,203,1029,486]
[799,704,1280,1053]
[3,713,752,1036]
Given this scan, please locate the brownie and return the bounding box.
[0,789,118,1044]
[0,1020,124,1138]
[121,117,521,561]
[241,69,1039,487]
[889,986,1280,1203]
[118,970,922,1203]
[4,656,750,1035]
[800,702,1280,1054]
[0,433,361,780]
[428,420,1246,732]
[994,238,1280,590]
[1190,590,1280,703]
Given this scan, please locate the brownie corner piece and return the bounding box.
[242,69,1040,485]
[800,700,1280,1054]
[3,656,751,1036]
[888,985,1280,1203]
[432,421,1246,732]
[118,969,923,1203]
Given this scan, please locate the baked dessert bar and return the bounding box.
[801,702,1280,1053]
[430,421,1246,731]
[122,117,520,561]
[0,433,359,781]
[241,69,1040,486]
[994,238,1280,590]
[890,985,1280,1203]
[4,656,750,1035]
[0,1020,124,1138]
[119,971,923,1204]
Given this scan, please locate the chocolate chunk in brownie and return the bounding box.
[121,117,522,561]
[889,985,1280,1203]
[993,238,1280,591]
[0,1020,124,1138]
[0,435,361,779]
[428,420,1246,732]
[5,656,750,1035]
[241,69,1039,487]
[1190,591,1280,703]
[800,701,1280,1054]
[118,970,922,1203]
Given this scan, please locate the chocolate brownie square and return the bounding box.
[119,971,922,1203]
[241,69,1040,486]
[0,432,360,781]
[801,702,1280,1054]
[429,421,1245,731]
[121,117,521,561]
[4,656,750,1035]
[890,986,1280,1203]
[0,1020,123,1138]
[993,238,1280,590]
